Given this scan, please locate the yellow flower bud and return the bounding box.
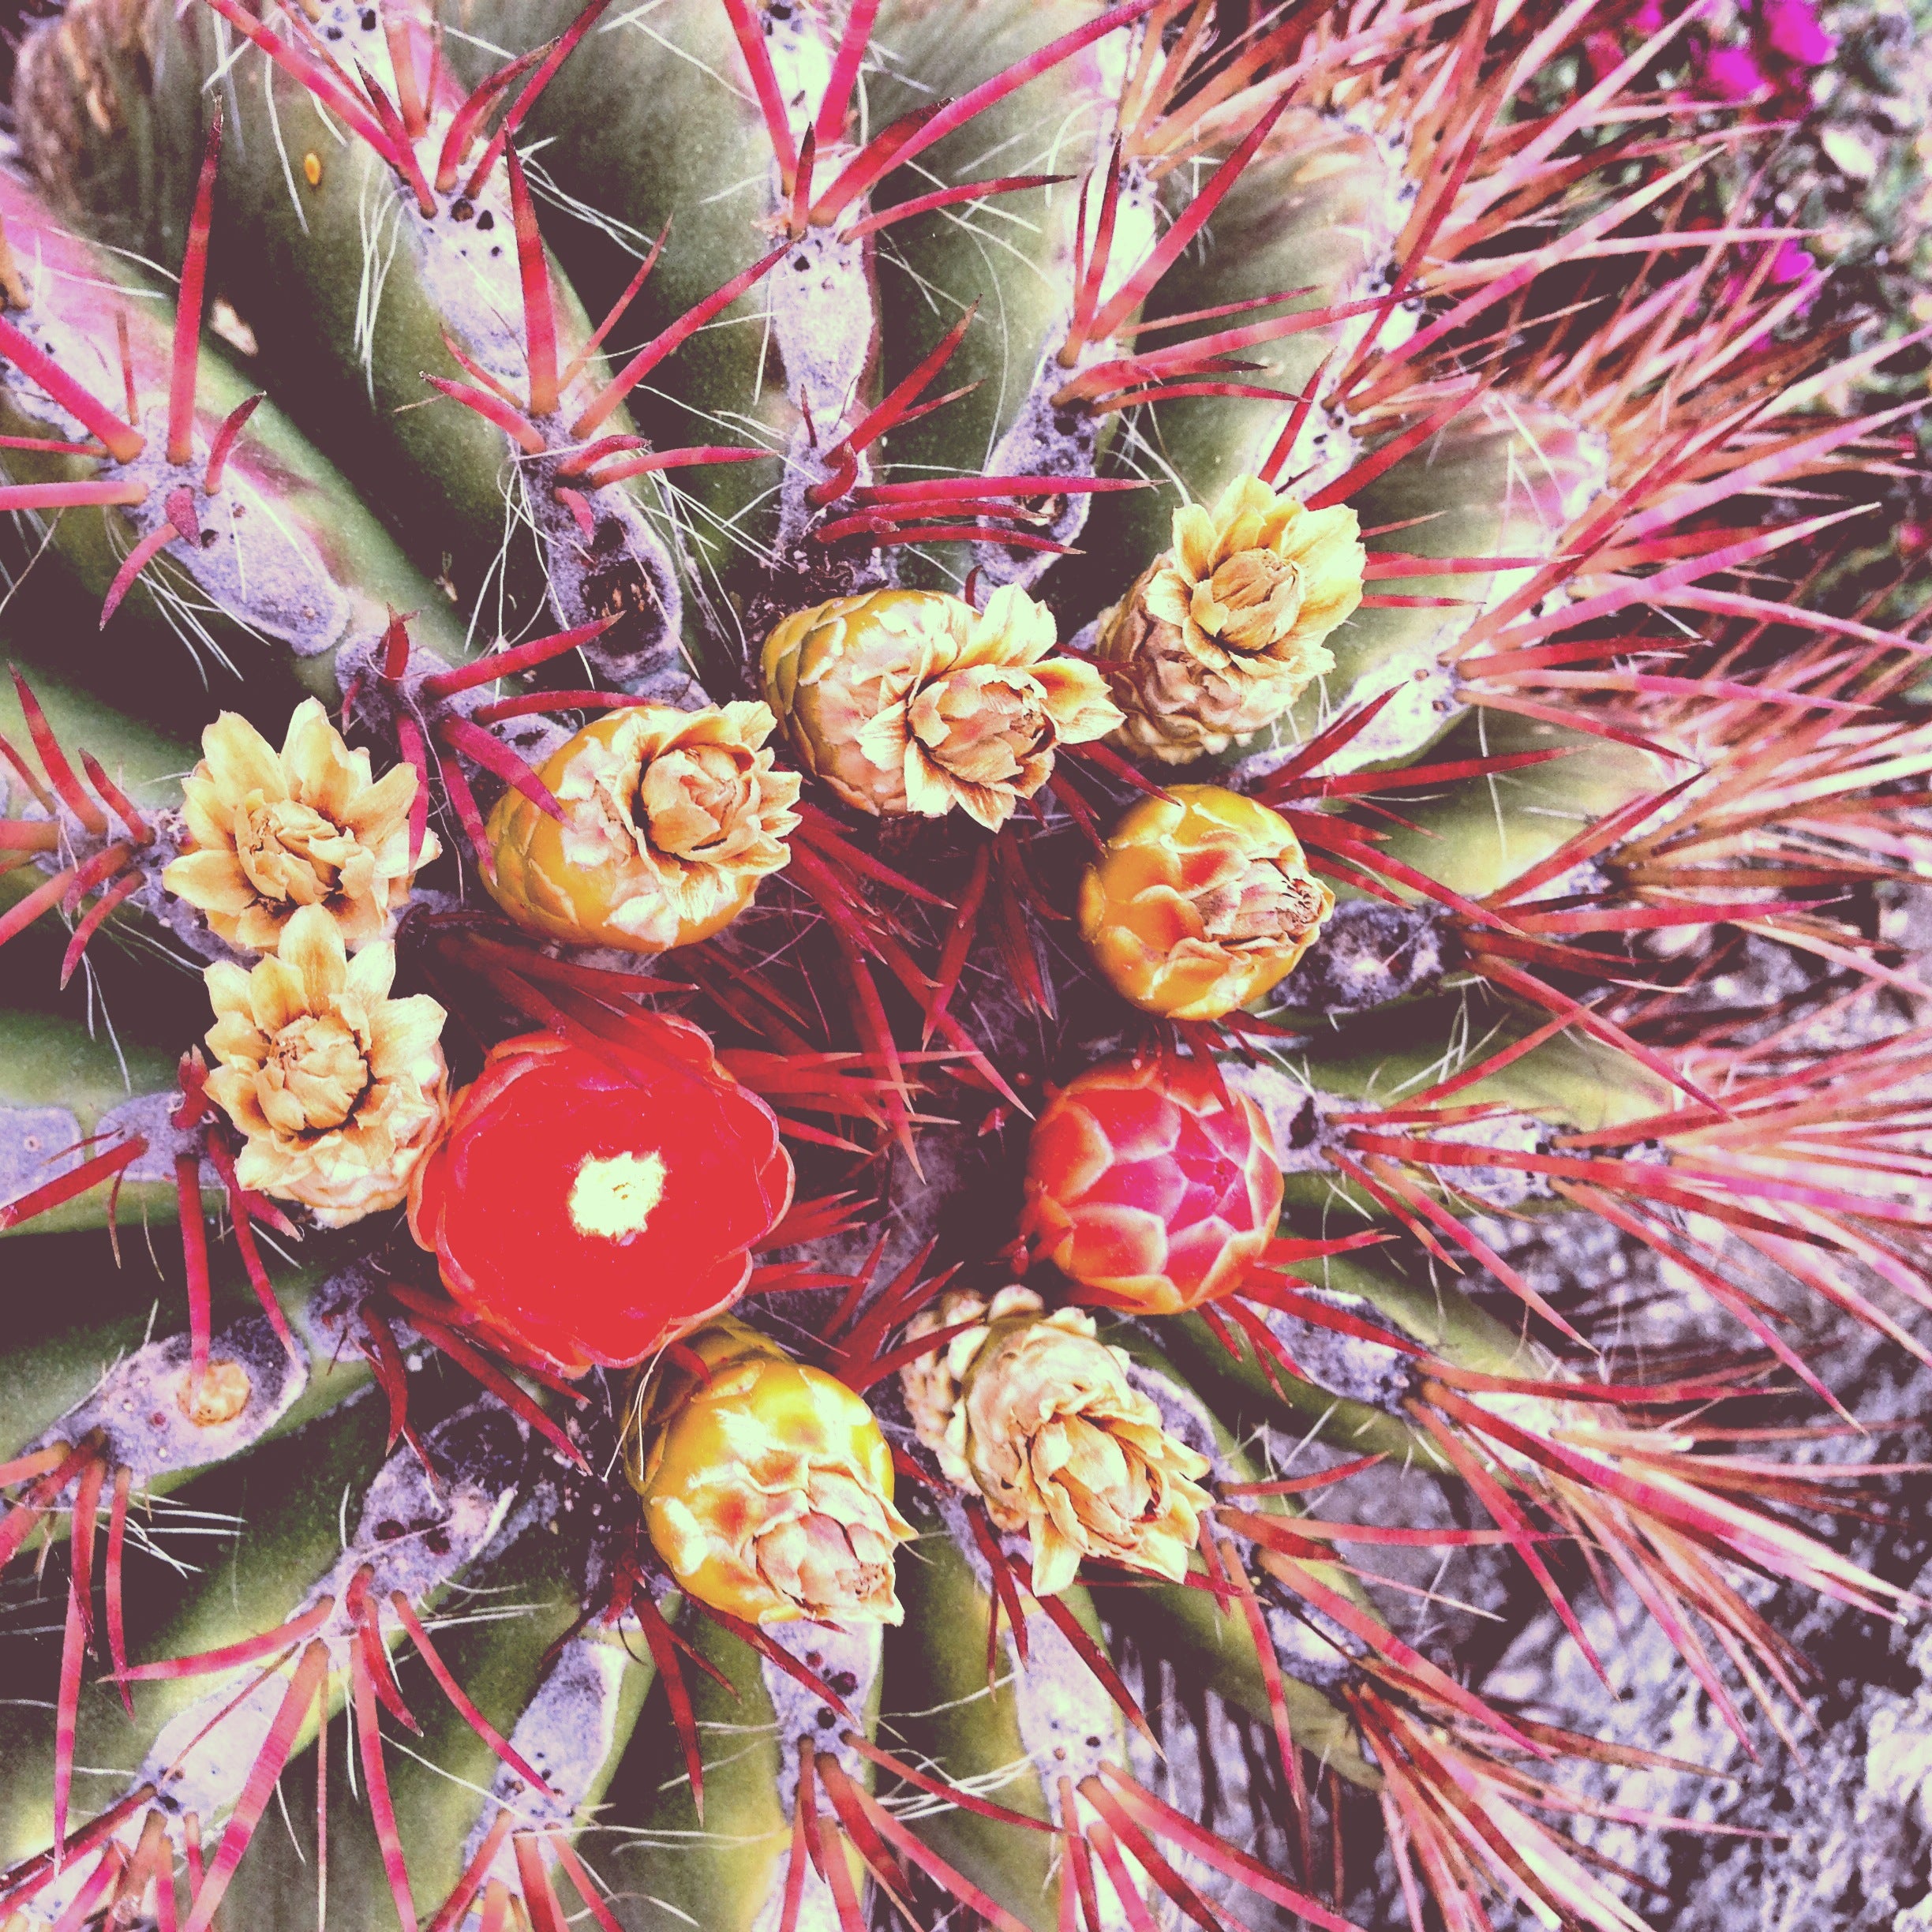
[163,698,435,954]
[201,904,450,1228]
[484,702,801,952]
[901,1288,1211,1598]
[1078,784,1334,1020]
[761,585,1121,829]
[1098,476,1365,764]
[626,1319,914,1626]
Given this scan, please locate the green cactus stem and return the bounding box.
[882,1499,1064,1930]
[0,161,470,720]
[0,1006,208,1235]
[0,2,1925,1929]
[601,1607,882,1932]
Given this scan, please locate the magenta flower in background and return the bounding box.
[1766,239,1817,286]
[1584,28,1625,79]
[1699,42,1769,99]
[1716,239,1819,354]
[1669,0,1836,108]
[1763,0,1837,66]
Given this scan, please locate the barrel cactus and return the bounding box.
[0,1,1926,1928]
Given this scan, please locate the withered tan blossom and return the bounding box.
[762,584,1121,829]
[902,1286,1212,1597]
[485,702,801,951]
[163,698,433,953]
[202,904,449,1228]
[1099,475,1365,763]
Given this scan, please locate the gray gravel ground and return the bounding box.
[1368,885,1932,1930]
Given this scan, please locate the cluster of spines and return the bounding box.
[0,0,1926,1928]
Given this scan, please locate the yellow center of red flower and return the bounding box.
[568,1149,668,1241]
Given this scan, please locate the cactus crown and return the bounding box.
[0,2,1926,1930]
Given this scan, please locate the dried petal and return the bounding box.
[902,1286,1211,1595]
[1098,477,1364,765]
[762,585,1121,829]
[203,904,449,1227]
[164,698,435,953]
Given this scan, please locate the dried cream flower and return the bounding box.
[202,904,449,1228]
[1099,476,1365,764]
[901,1287,1212,1597]
[899,1285,1046,1488]
[762,585,1122,830]
[163,698,434,953]
[485,702,802,951]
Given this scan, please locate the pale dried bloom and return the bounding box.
[163,698,433,953]
[762,585,1122,830]
[485,702,801,951]
[901,1286,1212,1597]
[203,904,449,1229]
[1099,476,1365,764]
[632,1323,915,1624]
[899,1284,1043,1486]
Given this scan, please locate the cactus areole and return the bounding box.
[0,0,1926,1928]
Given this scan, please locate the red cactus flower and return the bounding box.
[1020,1057,1282,1312]
[406,1024,793,1373]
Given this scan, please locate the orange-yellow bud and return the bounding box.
[624,1320,914,1626]
[1078,784,1334,1021]
[484,702,800,952]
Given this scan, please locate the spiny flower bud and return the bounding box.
[483,702,801,952]
[1098,477,1365,764]
[1021,1057,1282,1312]
[900,1286,1211,1597]
[163,698,435,953]
[1078,784,1334,1020]
[203,903,449,1228]
[760,584,1121,829]
[626,1319,915,1626]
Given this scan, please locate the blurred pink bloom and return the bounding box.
[1585,28,1625,78]
[1629,0,1667,32]
[1699,43,1769,98]
[1767,239,1815,286]
[1763,0,1837,65]
[1717,241,1819,352]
